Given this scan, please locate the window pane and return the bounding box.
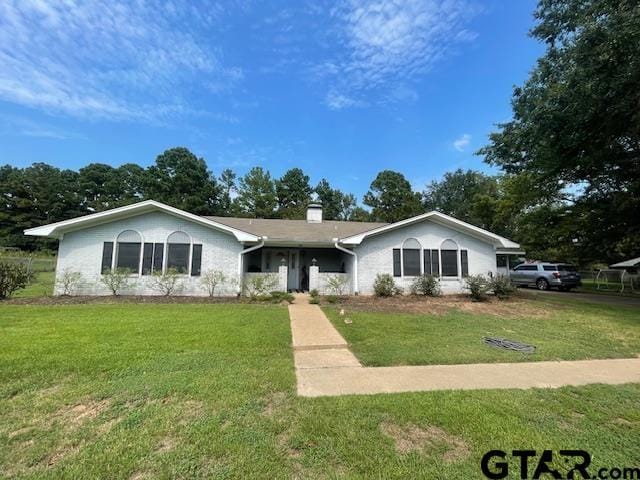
[152,243,164,273]
[392,249,401,277]
[403,249,420,276]
[167,243,189,273]
[461,250,469,277]
[441,249,458,276]
[496,255,508,268]
[101,242,113,274]
[191,244,202,277]
[423,249,431,275]
[431,249,439,276]
[543,265,557,271]
[116,242,141,272]
[142,243,153,275]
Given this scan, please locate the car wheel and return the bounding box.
[536,278,549,291]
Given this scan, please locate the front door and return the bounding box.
[287,250,299,291]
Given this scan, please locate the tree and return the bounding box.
[235,167,278,218]
[314,179,362,221]
[218,168,236,213]
[479,0,640,263]
[422,169,500,230]
[276,168,312,219]
[363,170,422,223]
[144,147,220,215]
[78,163,119,211]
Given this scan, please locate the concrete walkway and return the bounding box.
[288,295,640,397]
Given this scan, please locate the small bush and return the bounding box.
[269,291,294,304]
[324,295,339,304]
[150,268,184,296]
[242,274,279,298]
[99,268,130,296]
[464,274,490,301]
[309,297,320,304]
[373,273,400,297]
[0,261,32,299]
[489,274,517,299]
[325,275,349,296]
[309,289,319,298]
[201,270,227,297]
[410,274,441,296]
[57,269,82,296]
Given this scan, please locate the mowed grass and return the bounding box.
[13,271,55,298]
[1,304,639,478]
[325,299,640,366]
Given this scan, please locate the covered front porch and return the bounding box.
[242,246,354,294]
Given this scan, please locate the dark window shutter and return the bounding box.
[191,244,202,276]
[101,242,113,274]
[392,249,401,277]
[142,243,153,275]
[152,243,164,273]
[431,249,440,277]
[461,250,469,277]
[423,249,431,275]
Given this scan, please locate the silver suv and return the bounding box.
[510,263,582,291]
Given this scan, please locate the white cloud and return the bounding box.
[0,0,240,123]
[0,113,85,140]
[325,90,366,110]
[318,0,478,109]
[453,133,471,151]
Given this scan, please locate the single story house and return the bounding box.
[25,200,524,296]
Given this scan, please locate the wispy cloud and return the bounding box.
[453,133,471,151]
[0,1,241,123]
[0,113,85,140]
[316,0,479,109]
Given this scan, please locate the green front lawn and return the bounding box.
[1,303,638,478]
[325,299,640,366]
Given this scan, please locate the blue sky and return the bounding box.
[0,0,543,199]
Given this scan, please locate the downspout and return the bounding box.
[333,238,358,294]
[238,237,266,294]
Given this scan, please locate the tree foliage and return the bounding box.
[479,0,640,263]
[235,167,278,218]
[276,168,312,219]
[363,170,422,223]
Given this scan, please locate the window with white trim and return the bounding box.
[440,239,459,277]
[115,230,142,273]
[402,238,421,276]
[167,231,191,273]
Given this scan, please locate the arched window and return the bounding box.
[167,231,191,274]
[402,238,421,276]
[440,239,459,277]
[116,230,142,273]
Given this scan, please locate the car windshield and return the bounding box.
[558,265,577,272]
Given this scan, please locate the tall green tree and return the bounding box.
[314,179,362,221]
[276,168,312,219]
[218,168,236,214]
[235,167,277,218]
[479,0,640,263]
[422,169,500,231]
[363,170,422,223]
[144,147,220,215]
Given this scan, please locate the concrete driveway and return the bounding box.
[524,289,640,308]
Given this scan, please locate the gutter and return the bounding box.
[333,239,358,294]
[238,237,266,293]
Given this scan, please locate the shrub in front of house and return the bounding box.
[373,273,401,297]
[0,261,32,300]
[489,274,517,299]
[269,291,294,304]
[464,274,490,301]
[410,274,441,296]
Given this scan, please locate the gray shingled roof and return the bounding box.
[204,216,387,244]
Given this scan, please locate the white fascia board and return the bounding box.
[24,200,259,242]
[339,211,521,249]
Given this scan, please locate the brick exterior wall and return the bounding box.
[353,219,498,295]
[55,211,242,296]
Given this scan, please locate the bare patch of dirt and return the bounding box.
[155,437,176,454]
[380,421,470,463]
[611,417,632,426]
[261,392,288,417]
[333,294,552,318]
[9,426,34,439]
[277,430,302,459]
[46,444,81,467]
[130,470,153,480]
[65,399,112,426]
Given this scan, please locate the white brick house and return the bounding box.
[25,200,524,296]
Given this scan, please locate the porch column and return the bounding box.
[309,265,319,292]
[278,264,288,292]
